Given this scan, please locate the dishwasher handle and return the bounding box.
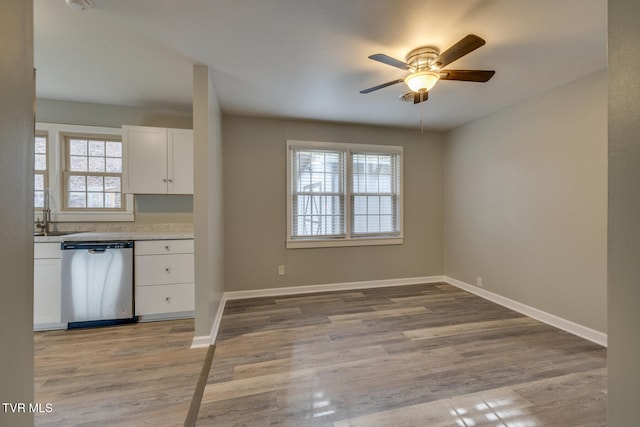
[62,241,134,250]
[88,248,107,254]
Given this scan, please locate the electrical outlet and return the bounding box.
[476,276,483,287]
[278,265,285,276]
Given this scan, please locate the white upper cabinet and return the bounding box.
[124,125,193,194]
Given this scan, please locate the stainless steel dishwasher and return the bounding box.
[61,241,136,328]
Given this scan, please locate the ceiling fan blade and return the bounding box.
[433,34,486,69]
[413,90,428,104]
[439,69,495,82]
[368,53,412,70]
[360,78,404,94]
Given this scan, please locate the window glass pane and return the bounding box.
[88,157,105,172]
[70,156,88,172]
[34,174,44,191]
[35,137,47,154]
[106,157,122,173]
[88,140,105,156]
[104,177,121,192]
[87,176,104,192]
[69,139,87,156]
[68,192,86,208]
[34,154,47,171]
[106,141,122,157]
[68,175,86,191]
[104,192,121,208]
[367,196,380,214]
[87,193,104,208]
[34,191,44,209]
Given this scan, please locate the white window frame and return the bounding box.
[286,140,404,249]
[35,122,134,222]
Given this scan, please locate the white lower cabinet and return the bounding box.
[134,239,194,319]
[34,243,63,330]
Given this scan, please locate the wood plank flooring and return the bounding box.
[34,319,207,426]
[197,283,607,426]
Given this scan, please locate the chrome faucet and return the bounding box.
[35,188,51,235]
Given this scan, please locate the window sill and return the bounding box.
[286,237,403,249]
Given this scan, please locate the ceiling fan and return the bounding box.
[360,34,495,104]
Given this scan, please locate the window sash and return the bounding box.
[350,152,401,237]
[63,135,124,211]
[34,133,48,210]
[290,148,345,238]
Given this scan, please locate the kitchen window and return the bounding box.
[63,135,124,210]
[286,140,403,248]
[35,123,133,222]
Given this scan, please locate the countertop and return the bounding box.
[34,231,194,243]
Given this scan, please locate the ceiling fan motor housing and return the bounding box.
[406,46,440,71]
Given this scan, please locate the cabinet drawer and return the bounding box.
[135,239,193,255]
[34,242,62,259]
[135,283,194,315]
[135,253,194,286]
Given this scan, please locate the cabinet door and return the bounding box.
[168,128,193,194]
[124,126,168,194]
[34,258,62,325]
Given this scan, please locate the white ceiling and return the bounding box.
[34,0,607,131]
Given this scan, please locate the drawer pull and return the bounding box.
[165,297,171,303]
[165,267,171,273]
[164,245,171,251]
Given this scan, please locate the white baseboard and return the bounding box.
[444,276,607,347]
[191,334,213,349]
[191,296,227,349]
[191,274,607,348]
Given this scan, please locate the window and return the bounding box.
[34,132,48,210]
[63,135,124,210]
[34,123,133,222]
[287,140,403,248]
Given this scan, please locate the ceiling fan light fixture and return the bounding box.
[404,71,440,93]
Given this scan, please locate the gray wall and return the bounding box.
[223,115,444,291]
[443,71,607,333]
[0,1,34,425]
[608,0,640,424]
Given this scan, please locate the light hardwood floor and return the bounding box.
[34,319,207,426]
[197,283,607,426]
[33,283,607,426]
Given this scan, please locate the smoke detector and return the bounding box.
[65,0,94,11]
